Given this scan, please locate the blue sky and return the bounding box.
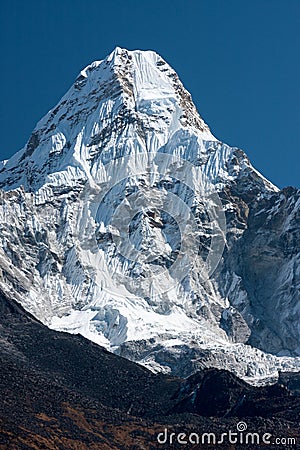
[0,0,299,188]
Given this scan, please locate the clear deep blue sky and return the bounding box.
[0,0,299,188]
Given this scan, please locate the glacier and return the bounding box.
[0,47,299,384]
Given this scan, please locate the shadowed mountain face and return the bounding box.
[0,291,299,449]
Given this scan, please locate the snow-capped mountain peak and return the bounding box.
[0,48,298,384]
[0,47,218,192]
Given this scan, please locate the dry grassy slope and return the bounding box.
[0,291,299,450]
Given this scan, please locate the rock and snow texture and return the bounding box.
[0,47,299,383]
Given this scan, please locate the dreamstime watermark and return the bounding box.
[93,151,226,298]
[157,421,297,446]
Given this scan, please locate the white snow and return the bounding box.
[0,47,297,384]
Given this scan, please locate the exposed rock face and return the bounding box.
[0,47,299,383]
[225,187,300,356]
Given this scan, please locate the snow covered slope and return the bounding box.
[0,47,299,383]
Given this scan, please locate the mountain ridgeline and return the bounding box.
[0,47,299,384]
